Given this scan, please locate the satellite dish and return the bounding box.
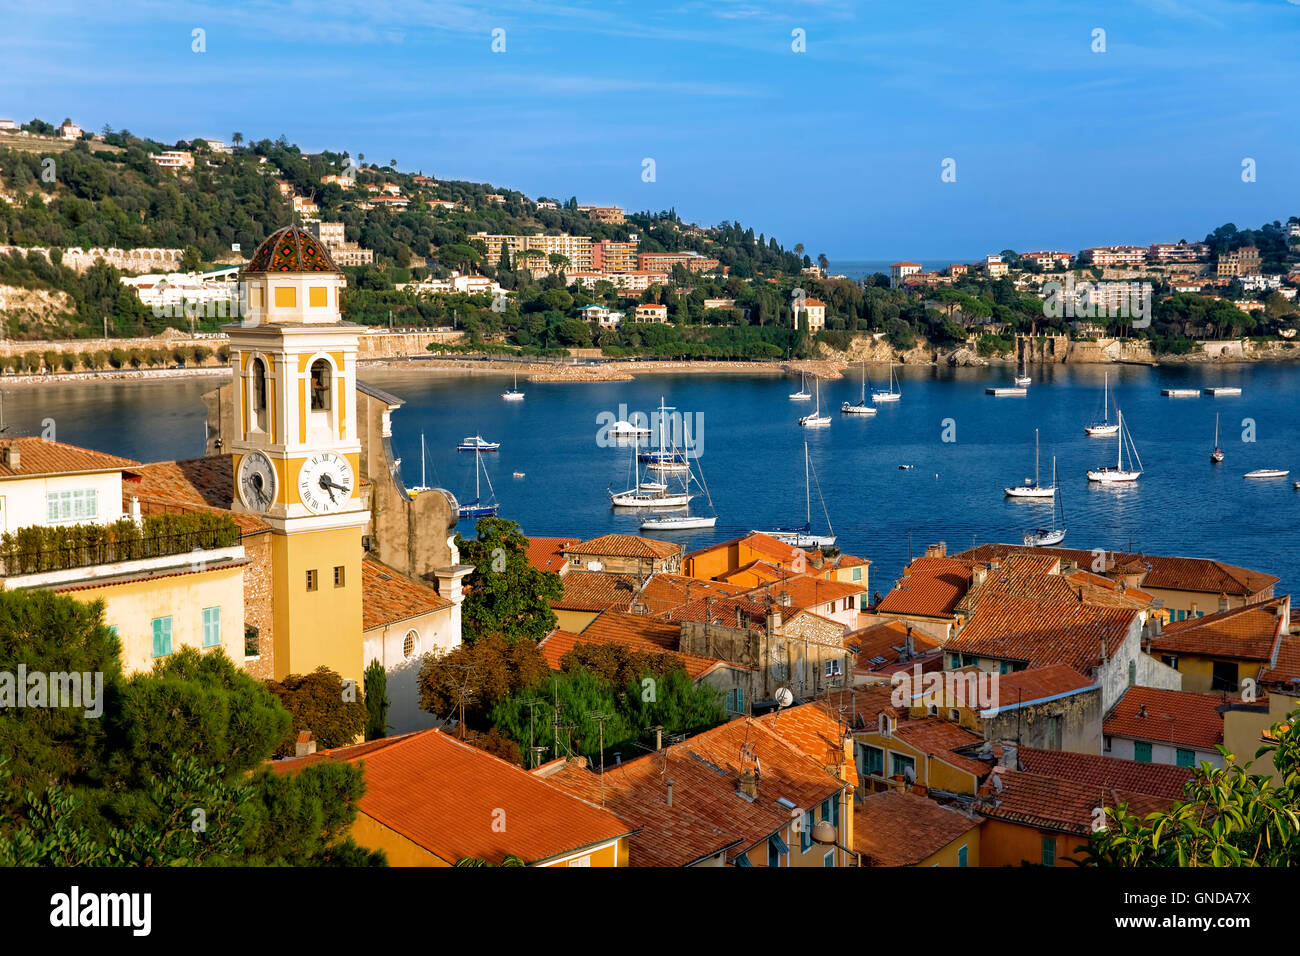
[775,686,794,709]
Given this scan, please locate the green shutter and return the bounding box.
[1176,748,1195,768]
[1041,836,1056,867]
[1134,740,1152,763]
[958,844,968,867]
[202,607,221,648]
[152,616,172,658]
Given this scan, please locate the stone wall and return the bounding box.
[357,330,465,360]
[0,246,183,274]
[240,530,275,680]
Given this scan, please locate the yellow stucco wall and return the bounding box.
[272,526,363,684]
[918,829,979,867]
[979,819,1087,867]
[1222,692,1299,785]
[69,564,246,675]
[1165,655,1256,695]
[854,731,980,795]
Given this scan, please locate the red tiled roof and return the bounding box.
[1015,747,1193,800]
[272,729,634,865]
[978,768,1176,836]
[845,620,939,673]
[892,718,989,777]
[0,437,137,479]
[876,557,977,618]
[124,456,270,535]
[947,595,1138,672]
[1103,686,1225,751]
[362,557,452,631]
[539,717,846,867]
[524,536,580,574]
[854,791,979,865]
[1149,597,1286,662]
[756,701,853,772]
[553,570,640,612]
[739,574,863,614]
[565,534,682,561]
[980,664,1100,713]
[538,627,723,681]
[580,609,681,651]
[1260,633,1300,690]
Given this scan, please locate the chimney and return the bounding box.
[973,566,988,586]
[926,542,947,558]
[989,558,1001,571]
[567,755,588,769]
[737,770,759,799]
[2,441,18,470]
[904,626,914,660]
[666,779,674,807]
[295,731,316,757]
[999,741,1018,770]
[1137,703,1147,718]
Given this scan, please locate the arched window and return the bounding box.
[403,629,420,660]
[309,359,331,412]
[250,357,268,433]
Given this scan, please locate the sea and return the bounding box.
[8,363,1298,597]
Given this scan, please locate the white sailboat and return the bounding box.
[502,370,525,401]
[1087,407,1143,482]
[762,443,836,548]
[798,378,831,427]
[610,428,693,508]
[1023,457,1066,546]
[842,361,878,415]
[1005,429,1055,498]
[1085,372,1120,436]
[1211,414,1224,464]
[640,396,691,472]
[457,445,499,519]
[640,438,717,531]
[871,363,901,403]
[407,433,432,497]
[789,370,812,401]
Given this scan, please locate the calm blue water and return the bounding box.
[6,363,1298,596]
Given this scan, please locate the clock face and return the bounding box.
[238,451,278,513]
[297,452,354,514]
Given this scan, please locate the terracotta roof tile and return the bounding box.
[124,456,270,535]
[553,570,642,612]
[978,768,1176,836]
[1260,633,1300,690]
[1015,747,1193,800]
[979,664,1100,713]
[854,791,979,865]
[845,620,940,674]
[0,437,137,479]
[273,729,634,865]
[362,557,452,631]
[524,536,581,574]
[1103,686,1226,751]
[739,574,864,614]
[946,595,1138,672]
[1150,597,1286,662]
[876,557,977,618]
[565,534,682,561]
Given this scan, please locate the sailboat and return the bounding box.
[798,378,831,427]
[1087,407,1143,482]
[1005,429,1055,497]
[1211,414,1224,464]
[407,433,432,497]
[789,370,812,401]
[639,396,690,471]
[871,363,901,403]
[842,361,878,415]
[1023,457,1066,546]
[502,370,524,401]
[610,429,693,508]
[457,445,499,518]
[762,443,836,548]
[1085,373,1120,436]
[640,438,717,530]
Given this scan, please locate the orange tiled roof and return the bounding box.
[124,456,270,535]
[756,701,853,772]
[1103,686,1226,751]
[946,595,1138,672]
[362,557,452,631]
[892,719,989,777]
[1149,597,1286,662]
[1015,747,1193,800]
[979,664,1100,713]
[273,729,634,865]
[1260,633,1300,690]
[854,791,979,865]
[739,574,864,613]
[846,620,940,673]
[540,716,846,867]
[636,573,758,622]
[581,609,682,651]
[553,570,641,612]
[684,531,800,569]
[565,534,681,561]
[978,768,1176,837]
[876,557,978,618]
[815,684,906,732]
[524,536,581,574]
[0,437,137,479]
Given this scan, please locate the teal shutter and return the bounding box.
[958,844,968,867]
[202,607,221,647]
[1134,740,1152,763]
[736,687,744,713]
[1041,836,1056,867]
[1176,748,1195,768]
[152,616,172,657]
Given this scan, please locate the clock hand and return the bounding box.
[319,473,338,502]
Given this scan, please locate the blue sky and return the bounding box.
[1,0,1297,262]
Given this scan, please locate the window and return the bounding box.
[860,744,884,776]
[1103,735,1112,753]
[852,567,862,581]
[151,616,172,658]
[957,844,968,867]
[250,356,268,422]
[824,659,842,678]
[1134,740,1152,763]
[244,625,260,658]
[1047,714,1062,750]
[202,607,220,648]
[1176,748,1195,768]
[891,753,915,780]
[824,850,835,867]
[306,569,318,591]
[46,488,98,523]
[1040,836,1056,867]
[334,565,345,587]
[1218,597,1229,612]
[567,855,591,867]
[310,360,332,411]
[274,285,297,308]
[403,629,419,660]
[1161,655,1178,669]
[948,708,961,722]
[801,811,813,852]
[728,687,745,713]
[1211,660,1238,693]
[767,833,788,867]
[309,286,328,308]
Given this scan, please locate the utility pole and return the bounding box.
[587,711,611,805]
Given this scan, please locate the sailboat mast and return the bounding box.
[421,434,426,488]
[475,446,481,500]
[805,443,811,525]
[1117,409,1124,469]
[1035,429,1040,487]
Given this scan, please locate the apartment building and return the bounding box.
[1081,246,1148,267]
[1148,241,1207,263]
[578,205,625,224]
[474,232,594,272]
[1217,246,1262,277]
[151,150,195,170]
[637,252,724,275]
[590,240,639,272]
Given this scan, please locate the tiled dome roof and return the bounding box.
[244,226,338,274]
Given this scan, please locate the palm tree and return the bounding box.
[818,253,829,274]
[390,158,397,169]
[232,132,243,148]
[794,243,805,258]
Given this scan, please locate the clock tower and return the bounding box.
[226,227,367,684]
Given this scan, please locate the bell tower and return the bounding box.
[225,227,367,685]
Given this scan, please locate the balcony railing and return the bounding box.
[0,515,240,577]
